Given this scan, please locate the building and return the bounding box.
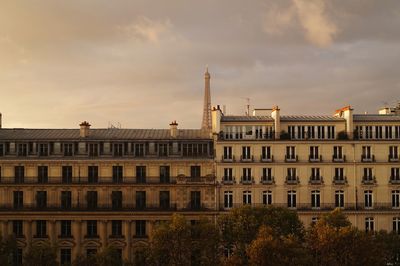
[0,121,216,264]
[212,104,400,232]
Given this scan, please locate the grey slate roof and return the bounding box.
[281,115,345,122]
[221,116,274,122]
[353,114,400,122]
[0,128,211,141]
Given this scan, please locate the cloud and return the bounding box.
[293,0,338,47]
[117,16,174,43]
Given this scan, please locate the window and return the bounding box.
[136,166,146,183]
[287,168,297,181]
[136,191,146,209]
[36,191,47,209]
[365,217,374,232]
[242,168,252,183]
[134,143,145,157]
[87,191,98,209]
[62,166,73,184]
[223,146,232,160]
[160,166,170,183]
[327,126,335,139]
[262,168,273,182]
[287,190,296,208]
[12,220,23,238]
[261,146,272,160]
[113,143,124,157]
[38,143,48,156]
[243,191,252,205]
[392,190,400,208]
[36,220,47,238]
[190,191,201,210]
[334,168,345,181]
[311,217,319,225]
[112,220,122,237]
[158,143,168,157]
[362,146,372,160]
[311,190,320,208]
[88,166,98,183]
[335,190,344,208]
[135,220,146,238]
[86,220,97,237]
[390,146,399,160]
[60,249,71,266]
[364,190,373,209]
[13,191,23,209]
[391,168,400,181]
[385,126,393,139]
[297,126,306,139]
[223,168,233,182]
[63,143,73,156]
[159,191,170,209]
[37,166,48,183]
[17,143,27,156]
[309,146,319,160]
[190,166,201,178]
[60,220,72,238]
[112,166,123,183]
[333,146,343,160]
[224,191,233,209]
[375,126,383,139]
[15,166,24,183]
[112,191,123,210]
[61,191,72,209]
[13,248,22,266]
[88,143,98,156]
[393,217,400,234]
[262,191,272,205]
[307,126,315,139]
[241,146,251,160]
[310,168,321,181]
[317,126,325,139]
[286,146,296,160]
[365,126,373,139]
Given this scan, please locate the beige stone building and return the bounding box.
[0,121,216,265]
[212,104,400,232]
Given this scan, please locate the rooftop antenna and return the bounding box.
[242,97,250,116]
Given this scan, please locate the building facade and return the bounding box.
[0,121,216,264]
[212,105,400,233]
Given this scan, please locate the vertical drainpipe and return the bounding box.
[353,143,357,227]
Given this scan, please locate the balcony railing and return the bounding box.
[221,177,236,185]
[309,155,322,162]
[389,177,400,184]
[285,176,300,185]
[362,176,376,185]
[240,176,255,185]
[260,155,274,163]
[309,176,324,185]
[221,155,235,163]
[332,155,346,163]
[285,155,298,163]
[333,176,348,185]
[260,176,275,185]
[240,155,254,163]
[0,176,215,185]
[361,155,375,162]
[388,155,399,162]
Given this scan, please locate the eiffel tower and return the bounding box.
[201,67,212,131]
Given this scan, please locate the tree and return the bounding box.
[247,226,311,266]
[24,241,58,266]
[0,234,17,266]
[73,246,122,266]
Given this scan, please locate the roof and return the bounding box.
[0,128,211,141]
[281,115,345,122]
[221,116,274,122]
[353,114,400,122]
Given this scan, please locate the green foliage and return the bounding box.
[318,208,351,228]
[73,246,122,266]
[24,241,58,266]
[0,234,17,266]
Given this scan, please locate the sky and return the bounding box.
[0,0,399,129]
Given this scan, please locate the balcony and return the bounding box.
[260,176,275,185]
[240,155,254,163]
[240,176,255,185]
[332,155,346,163]
[361,155,375,163]
[221,177,236,185]
[388,155,399,162]
[183,203,214,211]
[333,176,347,185]
[260,155,274,163]
[309,155,322,163]
[221,155,235,163]
[389,177,400,185]
[309,176,324,185]
[361,176,376,185]
[285,155,298,163]
[285,176,299,185]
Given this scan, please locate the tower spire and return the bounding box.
[201,67,212,131]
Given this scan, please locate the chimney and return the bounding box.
[170,121,178,138]
[271,106,280,139]
[211,105,222,134]
[79,121,91,138]
[334,106,353,139]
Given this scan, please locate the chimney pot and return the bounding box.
[170,121,178,137]
[79,121,91,138]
